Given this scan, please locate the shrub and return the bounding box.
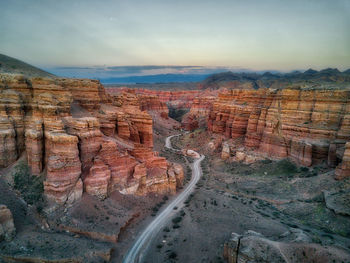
[261,159,272,164]
[172,216,182,224]
[276,159,298,174]
[168,251,177,259]
[299,166,309,173]
[13,161,43,206]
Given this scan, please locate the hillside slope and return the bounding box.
[0,54,54,77]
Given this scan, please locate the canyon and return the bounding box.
[0,62,350,262]
[110,71,350,180]
[0,74,184,208]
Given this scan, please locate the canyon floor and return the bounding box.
[2,125,349,263]
[144,129,350,263]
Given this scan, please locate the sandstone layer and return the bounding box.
[207,87,350,178]
[107,87,219,129]
[0,74,184,206]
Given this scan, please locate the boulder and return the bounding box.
[0,205,15,242]
[221,142,230,160]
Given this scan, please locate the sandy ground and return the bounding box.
[142,130,350,263]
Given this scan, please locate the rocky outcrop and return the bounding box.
[0,74,184,207]
[138,94,169,118]
[25,120,44,175]
[43,119,83,206]
[84,157,111,199]
[182,96,216,130]
[58,78,110,111]
[323,190,350,216]
[168,162,184,188]
[182,149,201,159]
[0,205,15,242]
[107,88,202,108]
[208,87,350,176]
[63,116,103,172]
[107,87,219,130]
[0,88,25,167]
[221,142,230,160]
[335,142,350,179]
[108,91,154,148]
[223,230,350,263]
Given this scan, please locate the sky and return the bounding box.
[1,0,350,75]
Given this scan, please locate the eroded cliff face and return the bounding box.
[0,74,183,207]
[107,87,219,128]
[207,87,350,178]
[108,88,202,108]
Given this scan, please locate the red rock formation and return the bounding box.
[107,88,202,108]
[335,142,350,179]
[138,94,169,117]
[25,119,43,175]
[43,119,83,205]
[208,87,350,174]
[84,157,111,199]
[0,74,184,206]
[58,78,110,111]
[169,162,184,188]
[0,88,25,167]
[63,116,103,172]
[106,87,219,130]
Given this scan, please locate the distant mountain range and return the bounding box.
[200,68,350,89]
[1,53,350,86]
[99,74,210,84]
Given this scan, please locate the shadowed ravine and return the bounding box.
[122,134,205,263]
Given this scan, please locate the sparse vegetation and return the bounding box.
[13,161,44,208]
[172,216,182,224]
[168,251,177,259]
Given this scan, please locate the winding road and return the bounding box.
[122,134,205,263]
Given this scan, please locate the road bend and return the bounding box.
[122,134,205,263]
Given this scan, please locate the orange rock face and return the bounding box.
[208,87,350,177]
[107,88,202,108]
[182,96,216,130]
[0,74,184,207]
[138,94,169,117]
[43,119,83,205]
[335,142,350,180]
[106,87,219,130]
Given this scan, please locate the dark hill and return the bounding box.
[0,54,54,77]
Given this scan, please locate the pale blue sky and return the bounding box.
[1,0,349,71]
